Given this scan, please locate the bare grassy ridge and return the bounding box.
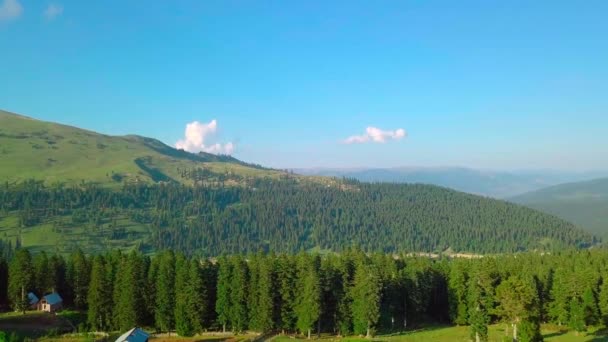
[0,110,296,186]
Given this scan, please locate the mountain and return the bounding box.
[0,109,290,186]
[511,178,608,236]
[0,110,597,255]
[296,167,606,198]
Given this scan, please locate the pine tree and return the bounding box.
[599,278,608,326]
[174,254,194,336]
[115,252,144,332]
[33,251,50,295]
[467,259,498,342]
[351,261,381,338]
[87,256,112,331]
[229,256,249,333]
[155,251,176,332]
[582,287,599,326]
[448,260,469,325]
[276,255,296,333]
[8,249,34,313]
[186,260,206,334]
[255,255,275,333]
[216,257,231,333]
[495,276,541,342]
[295,254,320,339]
[569,296,586,334]
[68,249,90,309]
[548,268,570,326]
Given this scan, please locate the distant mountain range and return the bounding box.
[295,167,607,198]
[510,178,608,236]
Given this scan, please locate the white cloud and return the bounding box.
[344,126,407,144]
[175,120,235,155]
[43,3,62,20]
[0,0,22,22]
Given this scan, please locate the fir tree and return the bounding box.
[186,260,206,334]
[174,254,194,336]
[155,251,176,332]
[8,249,34,313]
[229,256,249,333]
[295,254,320,339]
[351,261,381,338]
[215,257,231,333]
[569,296,586,334]
[87,256,112,331]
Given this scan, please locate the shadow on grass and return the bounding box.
[543,331,566,339]
[591,328,608,342]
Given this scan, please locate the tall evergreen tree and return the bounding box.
[174,254,194,337]
[114,252,144,332]
[351,261,381,338]
[276,255,297,333]
[582,287,599,326]
[68,249,90,309]
[186,260,206,334]
[599,277,608,326]
[295,254,320,339]
[216,257,231,333]
[155,251,176,332]
[87,256,112,331]
[495,276,541,342]
[448,260,469,325]
[8,249,34,313]
[229,256,249,333]
[569,296,586,334]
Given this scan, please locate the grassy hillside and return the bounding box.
[511,178,608,236]
[0,110,289,186]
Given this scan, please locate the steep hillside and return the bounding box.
[511,178,608,236]
[0,110,286,185]
[296,167,605,198]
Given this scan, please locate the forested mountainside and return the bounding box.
[2,247,608,340]
[0,179,596,255]
[512,177,608,236]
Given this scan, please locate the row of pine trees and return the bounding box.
[3,249,608,341]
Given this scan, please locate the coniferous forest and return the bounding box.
[0,179,596,255]
[2,246,608,342]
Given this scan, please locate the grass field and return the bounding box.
[2,314,606,342]
[272,324,608,342]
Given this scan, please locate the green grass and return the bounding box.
[0,110,294,186]
[272,324,608,342]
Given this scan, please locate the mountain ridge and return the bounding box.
[510,177,608,236]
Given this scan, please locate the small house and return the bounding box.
[27,292,39,309]
[37,293,63,313]
[115,328,149,342]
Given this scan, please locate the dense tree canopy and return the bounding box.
[0,179,596,256]
[2,247,608,339]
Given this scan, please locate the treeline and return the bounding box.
[0,180,596,255]
[3,249,608,341]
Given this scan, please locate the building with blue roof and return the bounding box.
[37,292,63,313]
[115,328,149,342]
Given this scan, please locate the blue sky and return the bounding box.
[1,0,607,170]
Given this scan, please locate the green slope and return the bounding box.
[0,110,598,255]
[511,178,608,236]
[0,109,287,185]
